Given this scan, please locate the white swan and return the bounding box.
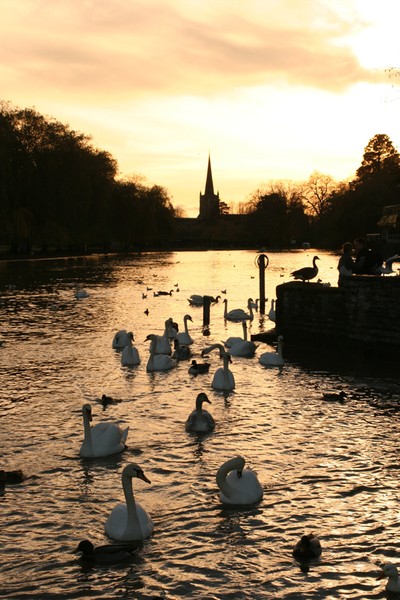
[378,563,400,592]
[185,392,215,433]
[121,332,140,366]
[112,330,131,350]
[150,319,174,355]
[223,298,254,322]
[105,463,154,541]
[79,404,129,458]
[228,322,258,357]
[229,339,258,358]
[145,334,177,372]
[259,335,284,367]
[176,314,194,345]
[268,299,276,322]
[216,455,263,505]
[202,343,235,391]
[222,320,249,348]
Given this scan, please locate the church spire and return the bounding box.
[198,154,220,220]
[204,154,214,196]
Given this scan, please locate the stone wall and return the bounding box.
[275,276,400,355]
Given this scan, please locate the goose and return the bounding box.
[105,463,154,541]
[121,332,140,366]
[268,299,276,322]
[223,298,254,322]
[201,343,235,391]
[216,455,263,505]
[75,539,138,564]
[145,334,177,372]
[377,563,400,592]
[154,290,173,296]
[259,335,284,367]
[188,360,210,375]
[322,391,347,402]
[185,392,215,433]
[176,314,194,345]
[290,256,320,282]
[79,404,129,458]
[293,534,322,561]
[112,330,131,350]
[172,338,192,361]
[222,320,250,348]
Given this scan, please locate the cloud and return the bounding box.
[0,0,382,108]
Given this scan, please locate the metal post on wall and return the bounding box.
[255,253,269,314]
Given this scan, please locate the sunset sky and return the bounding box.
[1,0,399,216]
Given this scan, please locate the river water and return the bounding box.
[1,249,399,600]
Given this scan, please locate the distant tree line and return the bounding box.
[0,102,176,254]
[242,133,400,249]
[1,101,400,254]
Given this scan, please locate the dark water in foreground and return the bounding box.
[1,250,399,599]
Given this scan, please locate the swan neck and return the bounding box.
[83,413,93,451]
[122,472,141,537]
[216,458,242,499]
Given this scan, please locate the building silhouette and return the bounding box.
[198,155,220,219]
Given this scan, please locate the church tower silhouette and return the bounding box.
[198,155,220,219]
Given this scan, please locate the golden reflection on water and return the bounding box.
[0,250,400,599]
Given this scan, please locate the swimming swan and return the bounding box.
[150,319,175,355]
[202,343,235,391]
[112,329,131,349]
[222,320,250,348]
[223,298,254,322]
[377,563,400,592]
[121,332,141,366]
[216,455,263,505]
[176,314,194,345]
[258,335,284,367]
[145,334,177,372]
[228,323,258,357]
[268,299,276,322]
[80,404,129,458]
[105,463,154,541]
[185,392,215,433]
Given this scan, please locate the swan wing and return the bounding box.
[91,423,129,456]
